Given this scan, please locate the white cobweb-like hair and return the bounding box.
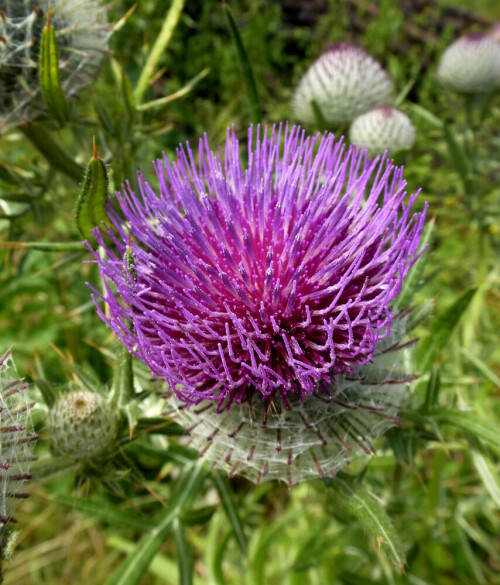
[0,349,37,537]
[169,316,415,485]
[0,0,109,132]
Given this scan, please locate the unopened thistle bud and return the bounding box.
[0,349,37,542]
[293,44,394,126]
[349,107,416,155]
[46,390,119,461]
[0,0,109,133]
[437,32,500,94]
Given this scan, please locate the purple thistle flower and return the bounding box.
[89,125,426,414]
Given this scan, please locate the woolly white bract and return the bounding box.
[171,317,415,485]
[349,107,416,155]
[293,44,394,126]
[0,0,109,132]
[0,349,37,532]
[437,33,500,94]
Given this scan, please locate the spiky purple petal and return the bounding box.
[89,124,426,410]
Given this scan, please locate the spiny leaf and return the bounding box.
[75,138,110,242]
[38,4,70,125]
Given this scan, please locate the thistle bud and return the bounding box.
[437,32,500,94]
[46,391,119,461]
[75,137,110,242]
[0,0,109,133]
[349,107,416,155]
[293,43,394,126]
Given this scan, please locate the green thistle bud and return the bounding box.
[75,137,110,242]
[46,391,119,461]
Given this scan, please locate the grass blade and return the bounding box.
[417,288,476,371]
[173,518,194,585]
[104,461,206,585]
[436,410,500,450]
[212,472,248,555]
[223,2,261,124]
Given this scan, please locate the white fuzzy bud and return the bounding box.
[293,43,394,126]
[349,107,416,155]
[437,33,500,94]
[47,391,119,461]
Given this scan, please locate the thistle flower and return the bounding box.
[89,124,426,483]
[46,390,119,461]
[293,44,394,126]
[349,107,416,156]
[0,0,109,132]
[437,32,500,94]
[0,349,37,538]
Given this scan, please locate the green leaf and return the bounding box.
[179,505,217,526]
[423,364,441,412]
[212,472,248,555]
[107,535,205,585]
[460,348,500,387]
[417,288,476,371]
[133,417,185,437]
[173,518,194,585]
[134,0,186,103]
[75,138,110,242]
[104,462,206,585]
[223,2,261,124]
[136,68,210,112]
[324,478,406,572]
[442,125,474,196]
[470,443,500,510]
[435,410,500,450]
[432,410,500,449]
[53,494,153,532]
[394,219,434,310]
[38,6,70,125]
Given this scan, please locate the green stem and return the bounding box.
[134,0,185,104]
[21,125,83,182]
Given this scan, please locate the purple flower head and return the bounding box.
[89,125,426,414]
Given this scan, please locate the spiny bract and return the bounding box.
[293,44,394,126]
[349,107,416,155]
[47,390,119,461]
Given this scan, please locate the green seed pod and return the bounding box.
[38,5,70,126]
[75,138,110,242]
[46,390,119,461]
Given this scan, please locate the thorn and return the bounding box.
[129,424,135,440]
[46,2,51,27]
[93,135,97,160]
